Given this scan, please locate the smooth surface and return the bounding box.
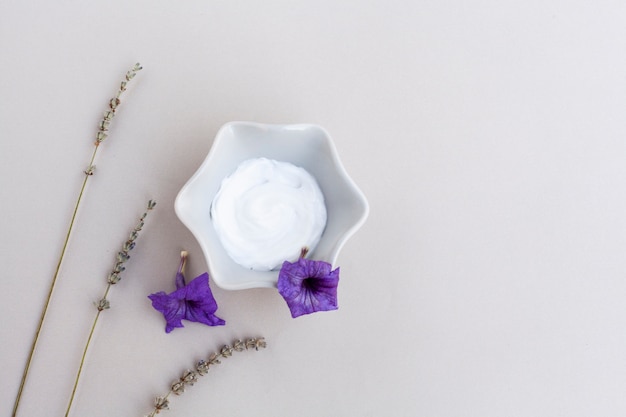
[209,157,327,272]
[177,122,368,289]
[2,1,626,416]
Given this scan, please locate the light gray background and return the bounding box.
[2,1,626,416]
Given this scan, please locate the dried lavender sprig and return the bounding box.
[144,337,267,417]
[12,63,143,417]
[65,200,156,417]
[97,199,156,309]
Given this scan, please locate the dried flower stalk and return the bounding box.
[65,200,156,417]
[12,63,142,417]
[144,337,267,417]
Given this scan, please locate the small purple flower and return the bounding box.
[277,253,340,318]
[149,251,225,333]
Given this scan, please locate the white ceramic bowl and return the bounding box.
[175,121,369,290]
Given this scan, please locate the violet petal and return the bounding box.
[149,272,225,333]
[277,258,340,318]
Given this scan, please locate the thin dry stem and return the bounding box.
[11,63,142,417]
[65,200,155,417]
[145,338,267,417]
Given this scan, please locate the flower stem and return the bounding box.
[179,250,188,275]
[11,160,94,417]
[64,200,155,417]
[145,338,267,417]
[64,309,102,417]
[11,63,142,417]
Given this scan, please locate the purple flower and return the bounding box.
[277,255,340,318]
[149,252,225,333]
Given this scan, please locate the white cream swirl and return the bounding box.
[210,158,327,271]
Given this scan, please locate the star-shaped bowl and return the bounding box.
[175,121,369,290]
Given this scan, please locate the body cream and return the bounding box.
[211,158,327,271]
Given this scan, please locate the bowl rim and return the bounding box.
[175,121,369,290]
